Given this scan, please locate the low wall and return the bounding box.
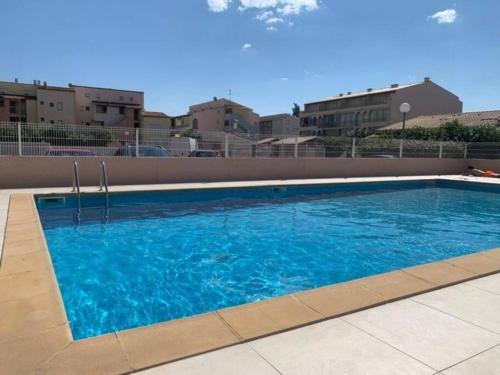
[2,157,497,189]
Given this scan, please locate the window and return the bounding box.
[85,122,90,125]
[40,117,45,122]
[95,93,101,99]
[9,117,17,122]
[57,102,63,111]
[9,101,17,114]
[85,106,90,111]
[0,97,3,107]
[40,100,44,105]
[193,119,198,129]
[119,106,125,115]
[96,105,107,113]
[225,108,233,114]
[129,97,133,102]
[50,120,54,124]
[120,96,124,101]
[49,102,54,108]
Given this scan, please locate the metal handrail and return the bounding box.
[99,161,110,209]
[72,161,81,212]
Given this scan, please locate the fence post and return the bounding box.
[294,137,298,158]
[439,142,443,159]
[399,139,403,159]
[17,122,22,156]
[225,134,229,158]
[463,143,468,159]
[351,137,356,158]
[135,128,139,157]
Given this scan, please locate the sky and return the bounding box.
[1,0,499,116]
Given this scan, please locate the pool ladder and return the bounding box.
[72,161,81,220]
[99,161,110,221]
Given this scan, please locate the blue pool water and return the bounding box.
[37,180,500,340]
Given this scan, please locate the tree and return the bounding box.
[292,103,300,117]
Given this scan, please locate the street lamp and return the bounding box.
[400,103,411,130]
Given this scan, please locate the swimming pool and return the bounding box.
[36,180,500,340]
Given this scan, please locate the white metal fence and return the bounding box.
[1,122,499,159]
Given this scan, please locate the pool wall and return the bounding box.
[2,156,499,188]
[1,178,500,373]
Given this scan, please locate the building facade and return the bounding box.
[300,78,463,136]
[259,114,300,136]
[189,98,259,134]
[70,84,144,127]
[0,80,145,127]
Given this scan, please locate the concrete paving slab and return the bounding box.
[441,345,500,375]
[412,283,500,334]
[466,273,500,295]
[343,299,500,371]
[139,344,280,375]
[250,318,435,375]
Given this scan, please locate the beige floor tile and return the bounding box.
[0,325,71,374]
[343,299,500,371]
[466,273,500,295]
[218,303,282,340]
[251,318,434,375]
[139,344,279,375]
[295,281,387,318]
[117,312,240,370]
[0,269,54,302]
[35,333,132,375]
[441,344,500,375]
[0,291,68,340]
[4,225,43,242]
[413,284,500,334]
[2,237,47,255]
[403,261,476,286]
[480,248,500,261]
[445,254,500,275]
[0,250,51,276]
[7,212,39,225]
[219,295,322,340]
[354,271,436,300]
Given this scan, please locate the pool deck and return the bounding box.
[0,175,499,374]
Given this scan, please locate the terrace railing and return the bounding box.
[0,121,499,160]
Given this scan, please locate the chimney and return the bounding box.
[37,80,41,85]
[347,91,352,95]
[213,96,218,101]
[339,93,343,97]
[367,88,373,92]
[424,77,431,83]
[43,81,47,87]
[33,80,37,85]
[391,83,399,88]
[14,78,18,83]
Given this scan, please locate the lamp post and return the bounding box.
[399,102,411,131]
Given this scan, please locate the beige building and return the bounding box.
[300,77,463,136]
[259,114,300,136]
[0,80,38,123]
[189,98,259,134]
[381,110,500,130]
[70,84,144,127]
[36,85,76,124]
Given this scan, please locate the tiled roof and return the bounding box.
[305,82,421,105]
[143,111,169,118]
[381,110,500,130]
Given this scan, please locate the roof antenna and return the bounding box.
[229,89,232,101]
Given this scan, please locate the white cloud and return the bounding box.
[280,77,289,81]
[430,9,458,24]
[267,26,278,31]
[208,0,231,12]
[242,43,252,51]
[209,0,318,30]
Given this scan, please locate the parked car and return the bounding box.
[189,150,221,158]
[114,145,169,158]
[46,148,96,157]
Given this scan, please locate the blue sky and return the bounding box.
[1,0,499,115]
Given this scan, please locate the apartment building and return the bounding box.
[70,84,144,127]
[0,80,38,123]
[189,98,259,134]
[300,77,463,136]
[259,114,300,136]
[0,80,145,127]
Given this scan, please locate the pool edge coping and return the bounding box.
[0,187,498,373]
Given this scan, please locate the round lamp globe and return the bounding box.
[400,103,411,113]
